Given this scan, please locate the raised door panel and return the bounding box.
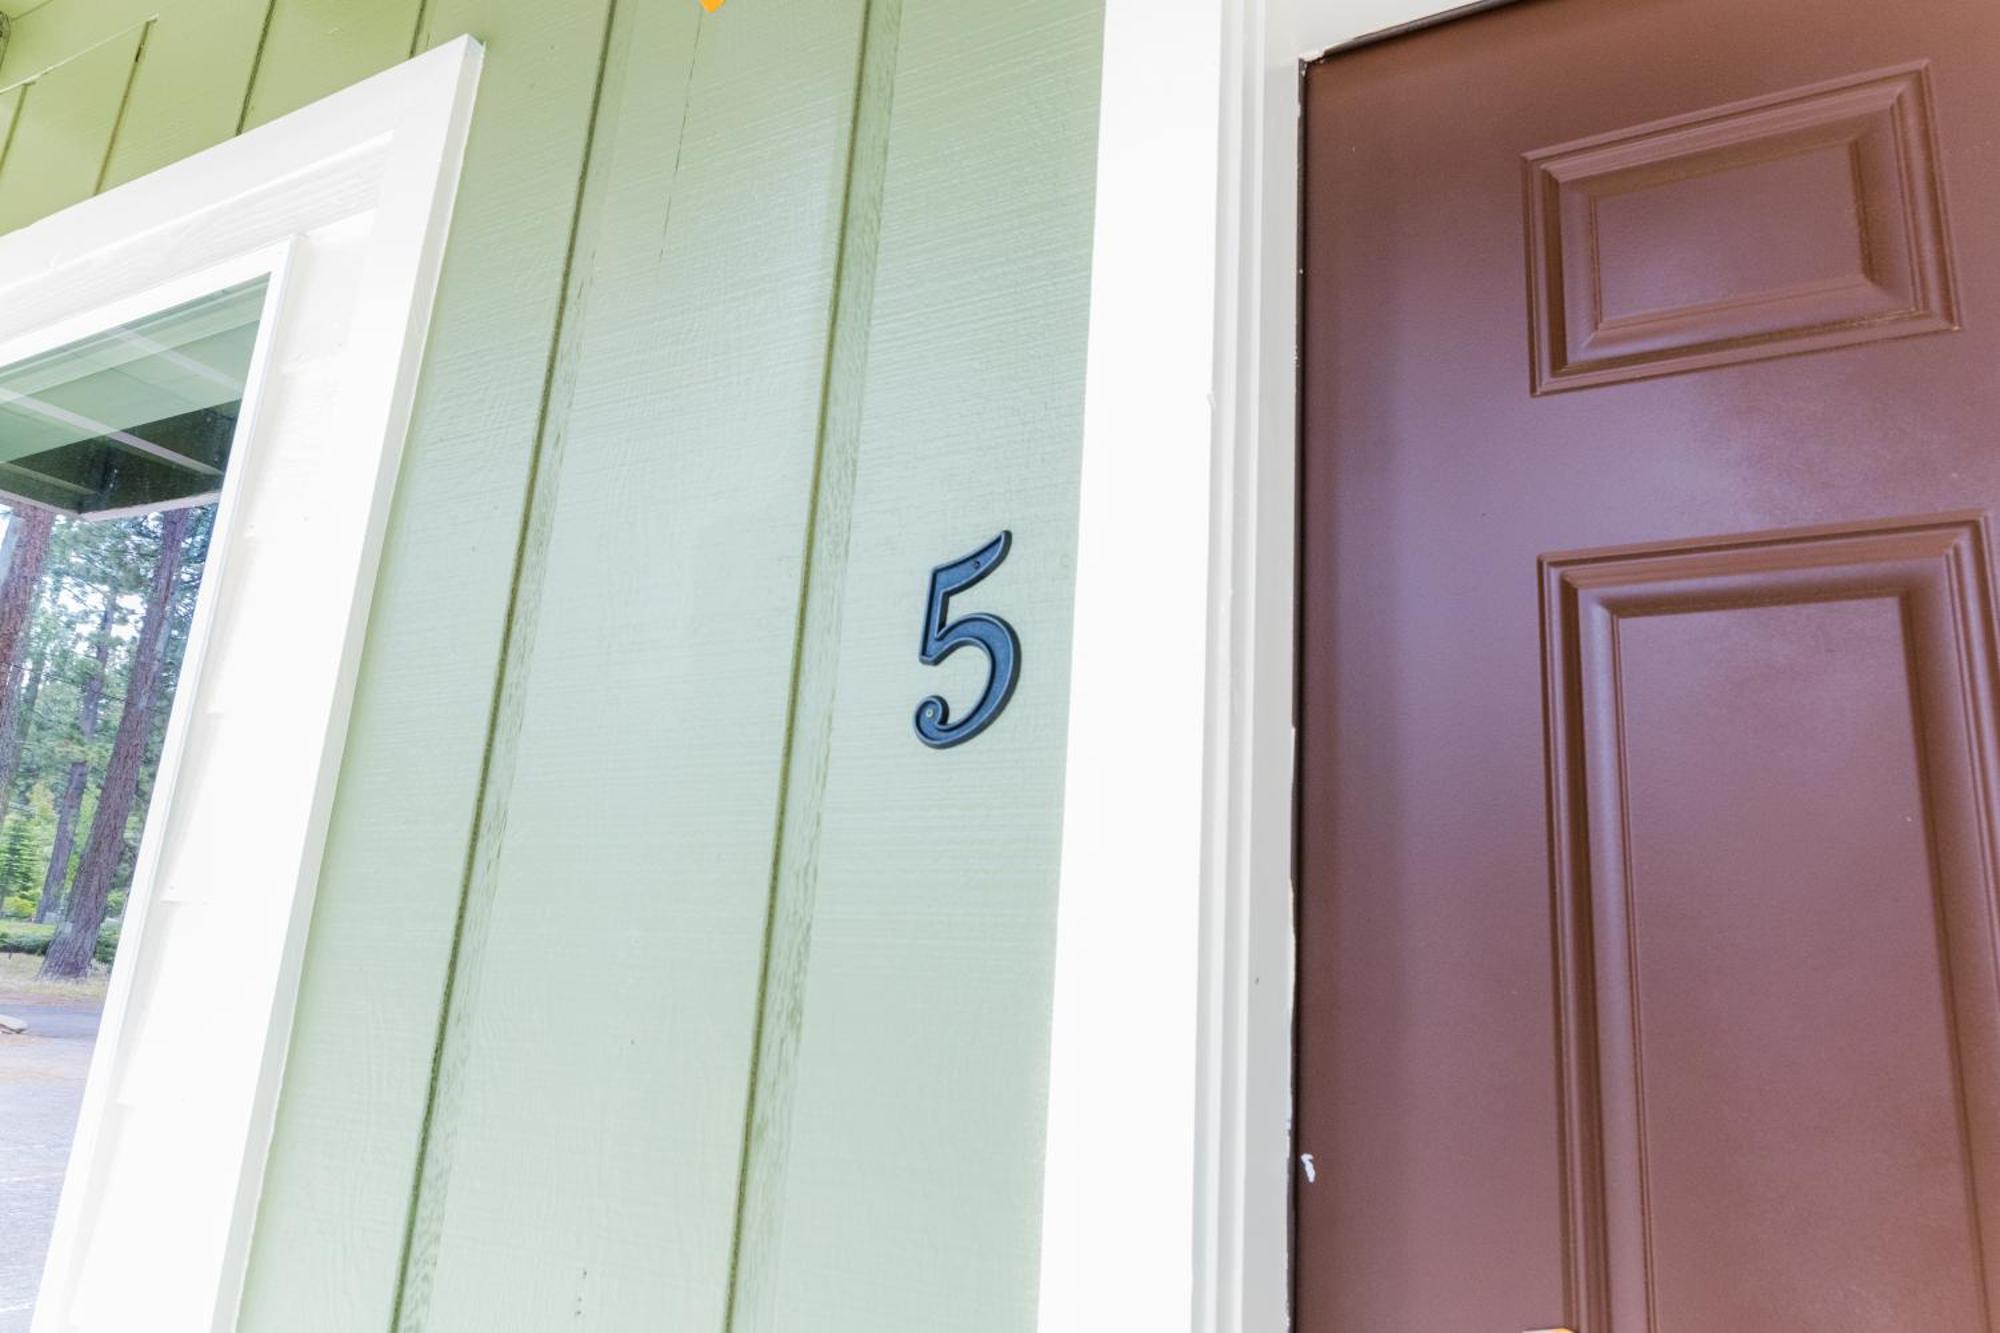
[1543,516,2000,1330]
[1526,65,1958,392]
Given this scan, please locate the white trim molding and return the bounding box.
[1039,1,1222,1329]
[0,39,483,1333]
[1043,2,1515,1329]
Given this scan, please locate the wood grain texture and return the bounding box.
[724,0,901,1327]
[0,21,146,234]
[397,0,871,1327]
[98,0,273,188]
[723,0,1105,1327]
[236,1,619,1327]
[239,0,424,129]
[383,3,631,1327]
[0,0,156,88]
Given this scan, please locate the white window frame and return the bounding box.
[0,39,482,1333]
[1039,2,1503,1329]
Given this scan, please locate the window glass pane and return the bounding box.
[0,281,261,1331]
[0,278,265,518]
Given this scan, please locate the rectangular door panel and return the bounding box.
[1525,63,1958,392]
[1543,516,2000,1331]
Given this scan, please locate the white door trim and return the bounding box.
[1038,1,1221,1327]
[0,39,482,1333]
[1040,2,1505,1329]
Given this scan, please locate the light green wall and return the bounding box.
[0,1,1102,1330]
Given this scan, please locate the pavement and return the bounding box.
[0,995,102,1333]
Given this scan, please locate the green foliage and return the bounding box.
[0,917,119,963]
[0,502,213,944]
[0,920,51,953]
[0,814,48,902]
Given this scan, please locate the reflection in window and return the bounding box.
[0,278,261,519]
[0,279,263,1331]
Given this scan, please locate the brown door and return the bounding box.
[1296,1,2000,1329]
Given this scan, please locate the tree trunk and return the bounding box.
[36,595,117,924]
[0,508,53,806]
[42,510,189,980]
[0,518,19,592]
[0,641,51,813]
[0,508,54,683]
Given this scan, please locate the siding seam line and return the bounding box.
[1,0,54,28]
[385,2,626,1326]
[89,17,150,197]
[720,0,902,1325]
[0,80,27,175]
[655,14,702,254]
[234,0,280,135]
[407,0,433,58]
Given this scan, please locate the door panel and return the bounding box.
[1524,64,1957,391]
[1543,518,2000,1332]
[1296,0,2000,1328]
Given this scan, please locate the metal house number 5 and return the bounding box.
[914,530,1021,749]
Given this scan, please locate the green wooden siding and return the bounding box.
[398,0,870,1325]
[241,1,622,1325]
[0,0,1103,1327]
[734,4,1103,1323]
[240,0,428,128]
[0,22,147,233]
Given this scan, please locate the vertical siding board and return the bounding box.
[235,1,620,1327]
[389,0,633,1323]
[0,22,145,234]
[238,0,424,129]
[723,0,902,1326]
[0,0,155,89]
[403,0,869,1325]
[731,1,1106,1328]
[97,0,273,189]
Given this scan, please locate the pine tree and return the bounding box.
[42,509,192,980]
[35,593,118,924]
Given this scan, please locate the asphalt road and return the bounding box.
[0,996,101,1333]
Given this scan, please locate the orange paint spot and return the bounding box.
[699,0,727,10]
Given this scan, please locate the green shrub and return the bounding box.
[0,919,120,964]
[0,920,52,954]
[2,894,36,919]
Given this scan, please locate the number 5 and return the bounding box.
[915,530,1021,749]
